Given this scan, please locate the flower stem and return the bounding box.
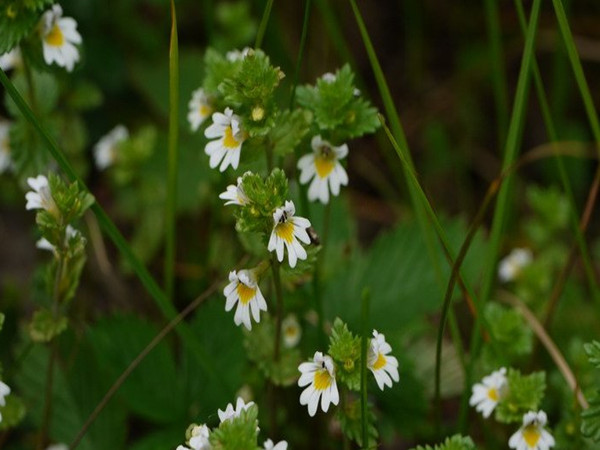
[360,288,370,449]
[165,0,179,303]
[271,254,284,361]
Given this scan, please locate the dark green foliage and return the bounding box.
[28,307,67,342]
[0,0,53,54]
[270,108,312,157]
[581,341,600,442]
[496,369,546,423]
[295,64,379,141]
[328,318,362,391]
[203,48,243,95]
[482,302,532,365]
[337,396,379,448]
[111,125,156,185]
[410,434,477,450]
[219,49,284,137]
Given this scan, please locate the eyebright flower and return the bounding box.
[321,72,336,82]
[0,121,12,174]
[0,380,10,423]
[263,439,288,450]
[219,176,250,206]
[298,351,339,417]
[187,424,211,450]
[367,330,399,390]
[0,48,21,71]
[223,269,267,330]
[297,135,349,204]
[282,314,301,348]
[188,88,213,132]
[469,367,507,418]
[218,397,255,423]
[40,4,82,72]
[204,108,246,172]
[268,200,311,268]
[509,410,555,450]
[36,225,80,254]
[498,248,533,282]
[93,125,128,170]
[226,47,251,62]
[25,175,58,216]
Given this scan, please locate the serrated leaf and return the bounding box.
[209,404,259,450]
[0,1,49,54]
[582,395,600,442]
[28,308,67,342]
[584,341,600,369]
[483,302,532,362]
[270,109,312,157]
[410,434,476,450]
[328,318,361,391]
[495,369,546,423]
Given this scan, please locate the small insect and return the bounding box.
[307,226,320,246]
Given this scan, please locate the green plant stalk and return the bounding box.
[484,0,510,147]
[551,0,600,145]
[513,0,600,301]
[360,288,370,449]
[255,0,276,49]
[272,255,284,361]
[549,0,571,125]
[165,0,179,302]
[472,0,540,350]
[0,68,225,393]
[312,201,332,348]
[289,0,312,109]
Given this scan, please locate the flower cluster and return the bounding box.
[298,326,398,417]
[175,397,287,450]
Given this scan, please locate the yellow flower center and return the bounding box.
[314,154,335,178]
[372,352,386,370]
[236,283,256,305]
[46,24,64,47]
[284,325,297,337]
[199,105,212,117]
[314,370,332,391]
[223,126,240,149]
[275,221,294,243]
[523,425,541,447]
[487,388,499,401]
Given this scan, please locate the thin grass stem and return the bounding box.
[360,288,370,449]
[255,0,275,49]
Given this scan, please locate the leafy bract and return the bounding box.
[496,369,546,423]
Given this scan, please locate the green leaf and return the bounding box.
[0,0,52,54]
[410,434,477,450]
[203,47,242,95]
[112,125,156,185]
[482,302,532,363]
[209,404,259,450]
[28,307,68,342]
[219,49,284,137]
[295,64,379,140]
[495,369,546,423]
[584,341,600,369]
[87,315,186,424]
[269,109,312,157]
[328,318,361,391]
[581,396,600,442]
[0,394,26,430]
[337,397,378,448]
[5,70,59,117]
[64,80,104,111]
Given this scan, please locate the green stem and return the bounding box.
[255,0,276,49]
[272,255,284,361]
[22,57,39,115]
[484,0,509,147]
[289,0,312,109]
[165,0,179,302]
[360,288,370,449]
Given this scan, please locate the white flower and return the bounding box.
[188,88,213,132]
[0,121,12,174]
[204,108,246,172]
[267,200,311,268]
[298,351,339,417]
[93,125,128,170]
[188,424,211,450]
[297,135,349,204]
[219,175,250,206]
[263,439,287,450]
[469,367,507,418]
[40,4,82,72]
[0,47,21,71]
[36,225,80,254]
[367,330,399,390]
[218,397,255,423]
[223,269,267,330]
[498,248,533,282]
[282,314,301,348]
[46,444,69,450]
[25,175,58,215]
[0,381,10,407]
[321,72,336,82]
[226,47,251,62]
[509,410,555,450]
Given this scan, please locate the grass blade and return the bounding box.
[255,0,276,49]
